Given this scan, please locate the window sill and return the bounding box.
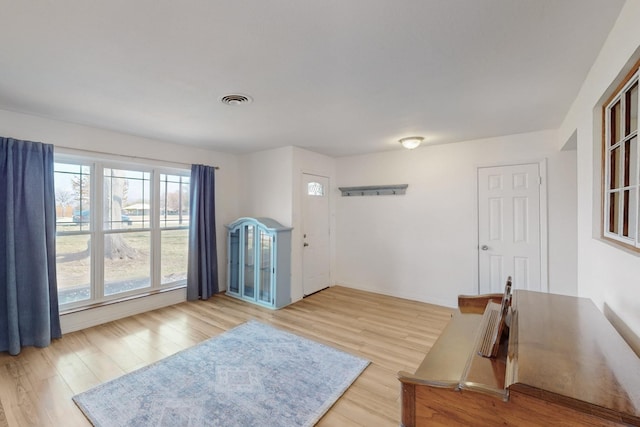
[60,284,186,315]
[599,235,640,256]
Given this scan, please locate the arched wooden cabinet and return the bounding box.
[225,217,292,309]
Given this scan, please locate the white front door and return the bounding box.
[478,163,543,293]
[302,173,330,296]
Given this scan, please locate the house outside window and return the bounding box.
[603,64,640,249]
[54,155,190,308]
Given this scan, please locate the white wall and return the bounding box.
[237,146,337,303]
[0,108,240,330]
[237,146,294,227]
[335,130,577,307]
[557,0,640,353]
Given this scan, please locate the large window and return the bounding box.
[604,66,640,249]
[54,156,190,308]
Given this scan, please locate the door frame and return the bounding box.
[300,171,332,297]
[473,158,549,294]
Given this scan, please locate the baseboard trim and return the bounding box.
[335,282,456,308]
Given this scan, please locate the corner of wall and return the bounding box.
[561,129,578,151]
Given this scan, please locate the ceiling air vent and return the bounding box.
[220,94,253,106]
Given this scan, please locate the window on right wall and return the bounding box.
[603,65,639,248]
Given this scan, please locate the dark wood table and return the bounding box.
[398,290,640,426]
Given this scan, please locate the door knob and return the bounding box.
[481,245,489,251]
[303,242,309,247]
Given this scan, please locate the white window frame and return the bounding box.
[603,69,640,249]
[55,153,190,310]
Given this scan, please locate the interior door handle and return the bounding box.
[303,242,309,247]
[481,245,489,251]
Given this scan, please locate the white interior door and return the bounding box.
[302,173,330,296]
[478,164,543,293]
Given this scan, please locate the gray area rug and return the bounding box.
[73,320,369,426]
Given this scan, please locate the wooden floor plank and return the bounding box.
[0,286,453,426]
[0,399,8,427]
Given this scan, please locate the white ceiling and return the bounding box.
[0,1,625,157]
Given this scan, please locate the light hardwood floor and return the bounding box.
[0,286,454,427]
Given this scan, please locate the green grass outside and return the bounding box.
[56,229,188,290]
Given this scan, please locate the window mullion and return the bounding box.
[635,184,640,248]
[93,161,105,301]
[619,188,625,238]
[604,130,613,237]
[636,84,640,247]
[152,171,160,290]
[605,92,614,236]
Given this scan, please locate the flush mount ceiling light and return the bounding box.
[399,136,424,150]
[219,94,253,106]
